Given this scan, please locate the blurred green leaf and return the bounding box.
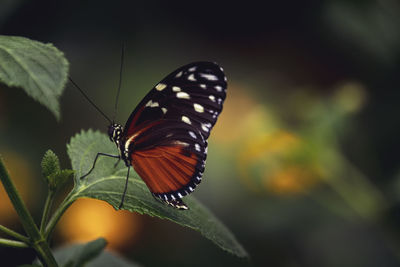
[51,239,140,267]
[324,1,400,65]
[64,238,107,267]
[67,129,248,258]
[0,35,69,120]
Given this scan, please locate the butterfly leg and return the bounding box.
[113,158,121,169]
[118,166,130,209]
[81,152,120,179]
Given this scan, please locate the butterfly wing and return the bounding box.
[124,61,227,139]
[123,62,227,209]
[129,122,207,209]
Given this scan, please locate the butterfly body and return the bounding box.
[90,62,227,210]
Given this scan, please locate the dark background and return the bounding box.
[1,0,400,266]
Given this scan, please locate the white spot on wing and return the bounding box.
[209,95,216,102]
[177,92,190,99]
[195,143,201,152]
[150,101,159,107]
[146,100,160,108]
[188,73,196,81]
[181,116,191,125]
[201,123,209,132]
[173,140,189,146]
[175,71,183,78]
[215,85,223,92]
[200,73,218,81]
[200,84,206,89]
[189,66,197,72]
[188,131,197,139]
[161,107,167,114]
[155,83,167,91]
[178,193,183,198]
[193,103,204,113]
[172,86,181,92]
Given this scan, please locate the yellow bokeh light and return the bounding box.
[333,81,367,113]
[212,83,273,144]
[57,198,142,250]
[0,150,35,226]
[266,165,320,194]
[238,130,322,195]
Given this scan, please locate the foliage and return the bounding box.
[0,35,247,266]
[67,130,247,258]
[0,35,68,120]
[52,238,140,267]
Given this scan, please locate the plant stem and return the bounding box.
[45,191,76,240]
[40,190,55,234]
[0,224,30,243]
[0,238,29,248]
[0,157,58,267]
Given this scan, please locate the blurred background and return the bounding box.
[1,0,400,266]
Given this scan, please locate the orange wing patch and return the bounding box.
[131,146,199,194]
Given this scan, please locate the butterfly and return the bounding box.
[79,61,227,210]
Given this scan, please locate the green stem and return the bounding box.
[40,190,55,234]
[45,191,77,240]
[0,157,58,267]
[0,238,29,248]
[0,224,30,243]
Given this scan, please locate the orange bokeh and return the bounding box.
[212,83,271,144]
[238,130,322,195]
[266,165,320,194]
[57,198,142,250]
[0,150,35,226]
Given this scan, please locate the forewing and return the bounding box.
[123,61,227,140]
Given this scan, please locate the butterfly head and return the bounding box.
[108,123,124,143]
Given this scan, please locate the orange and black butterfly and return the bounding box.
[76,62,227,210]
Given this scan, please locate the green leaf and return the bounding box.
[67,238,107,267]
[67,129,248,258]
[51,239,140,267]
[0,35,69,120]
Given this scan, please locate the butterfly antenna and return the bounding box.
[69,77,112,124]
[113,43,125,122]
